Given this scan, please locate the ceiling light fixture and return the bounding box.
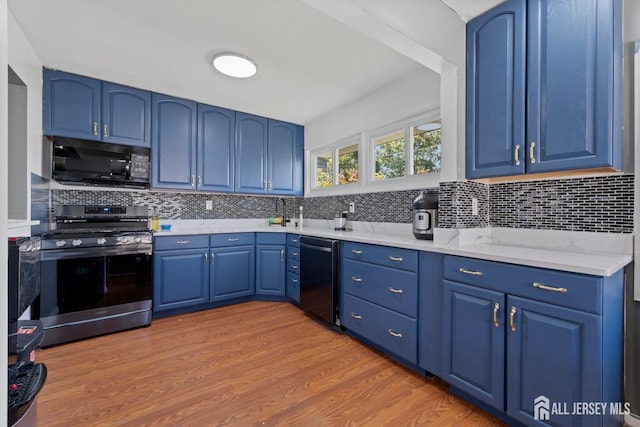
[212,53,257,78]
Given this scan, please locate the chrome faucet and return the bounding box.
[276,197,287,227]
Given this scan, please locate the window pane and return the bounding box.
[338,144,358,185]
[412,121,441,175]
[374,131,405,180]
[315,151,333,188]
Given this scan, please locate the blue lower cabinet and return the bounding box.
[256,244,286,296]
[210,245,255,301]
[341,293,417,364]
[153,248,209,312]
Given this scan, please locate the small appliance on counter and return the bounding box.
[334,211,348,230]
[412,190,438,240]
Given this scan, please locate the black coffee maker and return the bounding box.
[412,190,438,240]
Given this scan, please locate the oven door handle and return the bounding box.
[41,246,152,261]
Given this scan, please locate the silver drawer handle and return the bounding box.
[352,249,362,255]
[227,238,239,242]
[533,282,567,293]
[292,265,298,269]
[387,329,403,338]
[459,267,483,276]
[389,256,403,262]
[350,312,362,320]
[388,287,403,294]
[176,240,191,245]
[291,251,298,256]
[291,279,298,284]
[351,276,363,283]
[290,239,298,243]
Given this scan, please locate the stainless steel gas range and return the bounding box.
[37,205,152,347]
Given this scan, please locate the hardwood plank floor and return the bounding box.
[35,301,505,426]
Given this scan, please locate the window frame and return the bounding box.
[310,134,362,193]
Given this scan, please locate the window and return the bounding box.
[412,120,441,175]
[312,137,359,190]
[374,131,406,180]
[338,144,359,185]
[316,151,333,188]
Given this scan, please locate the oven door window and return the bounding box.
[106,254,152,305]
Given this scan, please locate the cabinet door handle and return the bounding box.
[510,306,517,332]
[351,276,363,283]
[351,249,362,255]
[529,141,536,164]
[191,175,196,187]
[103,124,108,138]
[211,252,215,265]
[93,122,98,135]
[493,302,500,327]
[514,144,521,166]
[263,181,268,190]
[533,282,567,293]
[387,329,403,338]
[350,312,362,320]
[227,238,239,242]
[204,253,208,264]
[197,176,202,187]
[176,240,191,245]
[281,250,285,261]
[459,268,483,276]
[388,287,403,294]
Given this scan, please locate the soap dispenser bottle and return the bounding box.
[151,206,160,232]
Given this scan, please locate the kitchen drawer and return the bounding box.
[342,241,417,272]
[154,234,209,251]
[256,232,286,245]
[444,255,603,313]
[287,245,300,261]
[287,234,300,247]
[286,271,300,303]
[210,233,255,248]
[341,293,417,364]
[342,259,418,318]
[287,258,300,274]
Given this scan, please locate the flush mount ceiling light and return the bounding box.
[212,53,257,78]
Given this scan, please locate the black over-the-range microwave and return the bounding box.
[50,136,150,188]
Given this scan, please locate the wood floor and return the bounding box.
[35,301,505,426]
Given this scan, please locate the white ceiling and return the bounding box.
[8,0,502,125]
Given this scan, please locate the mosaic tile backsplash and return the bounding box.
[50,173,634,233]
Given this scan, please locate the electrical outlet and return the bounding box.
[205,200,213,210]
[471,198,478,216]
[349,202,355,213]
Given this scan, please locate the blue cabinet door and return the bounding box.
[443,280,506,411]
[526,0,621,173]
[268,120,304,196]
[506,295,601,426]
[466,0,526,179]
[256,244,286,296]
[153,249,209,312]
[197,104,235,192]
[210,245,255,301]
[235,112,268,194]
[102,82,151,147]
[151,94,197,190]
[43,69,101,140]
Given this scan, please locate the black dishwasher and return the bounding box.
[299,236,339,325]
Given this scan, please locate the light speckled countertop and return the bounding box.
[153,219,632,277]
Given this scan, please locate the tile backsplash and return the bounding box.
[50,173,634,234]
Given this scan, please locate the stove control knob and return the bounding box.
[72,239,83,247]
[55,240,66,248]
[97,238,107,245]
[134,237,142,243]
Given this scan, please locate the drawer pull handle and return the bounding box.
[176,240,191,245]
[352,249,363,255]
[514,144,521,166]
[532,282,567,293]
[291,239,298,243]
[350,312,362,320]
[227,238,240,242]
[510,307,517,332]
[389,256,403,262]
[351,276,363,283]
[459,268,483,276]
[292,279,298,284]
[493,302,500,327]
[292,265,298,269]
[387,329,403,338]
[388,287,403,294]
[292,252,298,256]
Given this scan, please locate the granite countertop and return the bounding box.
[153,219,633,277]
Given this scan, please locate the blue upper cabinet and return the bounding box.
[102,82,151,147]
[235,112,304,196]
[269,120,304,196]
[198,104,235,192]
[151,94,197,190]
[43,69,151,147]
[43,69,101,141]
[466,0,621,179]
[235,112,269,194]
